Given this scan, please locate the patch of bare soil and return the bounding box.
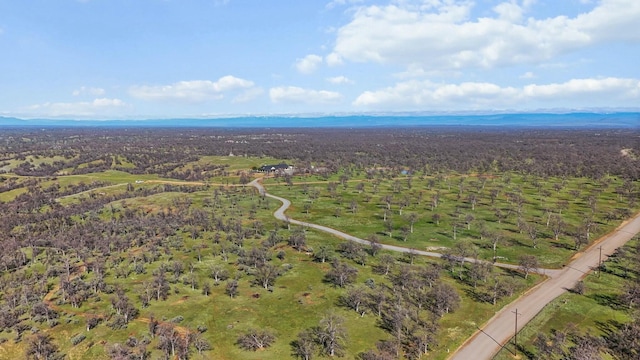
[621,148,637,159]
[171,296,190,305]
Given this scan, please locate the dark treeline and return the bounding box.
[0,127,637,180]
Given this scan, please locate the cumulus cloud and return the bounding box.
[354,77,640,109]
[27,98,127,117]
[269,86,343,104]
[72,86,106,96]
[295,54,324,74]
[325,53,344,67]
[331,0,640,70]
[523,77,640,99]
[327,76,354,85]
[129,76,255,102]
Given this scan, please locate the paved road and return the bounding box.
[251,178,640,359]
[450,211,640,360]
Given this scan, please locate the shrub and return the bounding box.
[70,333,86,346]
[197,325,208,333]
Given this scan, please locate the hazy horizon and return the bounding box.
[2,111,638,128]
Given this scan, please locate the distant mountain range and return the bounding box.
[0,112,638,128]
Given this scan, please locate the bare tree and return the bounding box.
[314,244,333,263]
[254,263,280,290]
[518,255,539,279]
[292,329,317,360]
[341,286,368,316]
[288,229,307,252]
[209,265,229,284]
[25,333,60,360]
[467,260,492,288]
[384,218,393,238]
[406,213,419,233]
[325,260,358,288]
[573,233,588,250]
[375,253,396,276]
[432,213,441,225]
[368,235,382,257]
[526,222,540,249]
[429,282,461,317]
[550,214,565,241]
[316,313,348,357]
[237,328,276,351]
[350,200,358,214]
[226,279,239,298]
[464,214,475,230]
[192,332,212,355]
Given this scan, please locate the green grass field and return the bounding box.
[0,154,637,359]
[265,171,635,268]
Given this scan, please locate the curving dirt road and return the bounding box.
[250,178,640,360]
[250,178,558,273]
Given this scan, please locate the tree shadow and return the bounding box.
[549,241,574,250]
[597,318,632,358]
[587,293,626,311]
[499,267,523,278]
[462,287,491,304]
[509,239,530,248]
[594,319,622,337]
[515,343,536,360]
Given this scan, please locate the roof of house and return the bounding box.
[258,163,290,171]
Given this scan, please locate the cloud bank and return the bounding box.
[330,0,640,71]
[130,76,255,102]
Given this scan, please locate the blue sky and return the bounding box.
[1,0,639,119]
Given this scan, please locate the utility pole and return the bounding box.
[512,308,521,357]
[598,246,603,278]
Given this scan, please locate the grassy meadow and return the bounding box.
[0,153,637,359]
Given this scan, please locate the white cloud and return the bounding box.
[129,76,254,102]
[354,77,640,109]
[493,1,524,22]
[295,54,323,74]
[27,98,127,117]
[325,53,344,67]
[523,77,640,99]
[269,86,343,104]
[213,75,254,92]
[72,86,106,96]
[331,0,640,71]
[327,76,354,85]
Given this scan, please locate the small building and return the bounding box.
[257,163,293,174]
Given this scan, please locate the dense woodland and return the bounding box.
[1,128,638,180]
[0,127,638,359]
